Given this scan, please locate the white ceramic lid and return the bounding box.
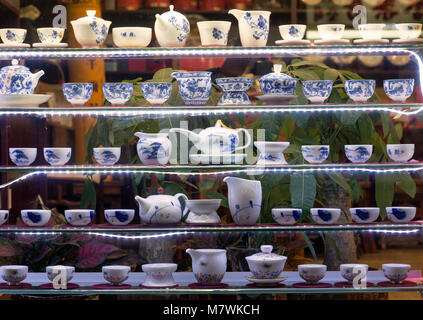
[1,59,29,73]
[246,245,286,262]
[73,10,110,24]
[259,64,293,81]
[160,5,185,19]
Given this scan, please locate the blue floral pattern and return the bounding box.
[194,273,224,285]
[243,12,269,40]
[216,78,253,105]
[141,82,172,105]
[62,83,93,105]
[383,79,414,102]
[5,30,16,41]
[302,81,333,103]
[289,26,300,38]
[89,19,109,45]
[37,29,63,43]
[103,83,134,105]
[168,16,189,43]
[172,72,212,105]
[344,80,375,102]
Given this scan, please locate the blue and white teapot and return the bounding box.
[154,5,190,47]
[0,59,44,95]
[135,193,188,224]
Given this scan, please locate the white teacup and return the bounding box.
[317,24,345,40]
[37,28,65,44]
[197,21,231,46]
[112,27,152,48]
[298,264,327,284]
[21,210,51,227]
[0,28,26,44]
[382,263,411,283]
[340,264,368,283]
[395,23,422,40]
[0,210,9,226]
[102,265,130,286]
[1,265,28,285]
[279,24,306,40]
[46,265,75,282]
[358,24,386,40]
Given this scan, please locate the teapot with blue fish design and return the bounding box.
[135,193,188,224]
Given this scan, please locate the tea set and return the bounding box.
[0,27,68,48]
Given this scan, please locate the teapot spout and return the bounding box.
[228,9,244,21]
[186,248,197,258]
[135,196,150,216]
[169,128,200,144]
[32,70,45,83]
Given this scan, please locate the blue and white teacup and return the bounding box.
[395,23,422,40]
[0,28,26,44]
[298,264,327,284]
[62,83,93,105]
[103,82,134,105]
[344,80,375,102]
[172,72,212,105]
[0,210,9,226]
[345,145,372,163]
[302,145,329,163]
[386,207,416,223]
[271,208,302,225]
[317,24,345,40]
[216,77,253,105]
[21,210,51,227]
[340,264,368,283]
[382,264,411,284]
[383,79,414,102]
[46,265,75,282]
[44,148,71,166]
[310,208,340,224]
[279,24,306,40]
[141,82,172,105]
[349,207,380,224]
[102,265,130,286]
[9,148,37,166]
[1,265,28,285]
[104,209,135,226]
[37,28,65,44]
[387,144,414,162]
[197,21,231,46]
[65,209,95,226]
[302,80,333,103]
[93,147,121,165]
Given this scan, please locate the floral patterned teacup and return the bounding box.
[197,21,231,46]
[102,265,130,286]
[298,264,327,284]
[0,28,26,44]
[1,265,28,285]
[279,24,306,40]
[340,264,368,283]
[112,27,152,48]
[382,263,411,284]
[37,28,65,44]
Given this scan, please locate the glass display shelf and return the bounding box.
[0,272,421,295]
[0,45,421,60]
[1,103,422,117]
[0,222,421,234]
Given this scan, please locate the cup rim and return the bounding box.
[105,209,135,213]
[65,209,94,213]
[317,24,345,28]
[21,209,51,213]
[37,27,65,31]
[93,147,121,151]
[0,28,27,32]
[102,265,131,271]
[112,27,152,31]
[197,21,231,26]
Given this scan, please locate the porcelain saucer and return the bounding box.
[275,39,311,46]
[33,43,69,48]
[353,39,389,45]
[0,43,30,48]
[189,153,246,165]
[392,38,423,44]
[246,275,288,287]
[256,94,297,104]
[314,39,350,45]
[0,94,52,108]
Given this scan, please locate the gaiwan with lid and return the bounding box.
[154,5,190,47]
[0,59,44,95]
[258,64,299,96]
[245,245,287,279]
[71,10,111,48]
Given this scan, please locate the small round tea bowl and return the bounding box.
[358,24,386,40]
[349,207,380,223]
[21,210,51,227]
[104,209,135,226]
[172,71,212,105]
[197,21,231,46]
[102,265,130,286]
[279,24,306,40]
[382,263,411,284]
[46,265,75,282]
[0,28,26,44]
[310,208,341,224]
[344,80,376,102]
[9,148,37,166]
[387,144,414,162]
[302,80,333,103]
[255,141,290,165]
[103,82,134,105]
[37,27,65,44]
[62,83,93,105]
[65,209,95,226]
[340,264,368,283]
[317,24,345,40]
[383,79,414,102]
[271,208,302,225]
[298,264,327,284]
[395,23,422,40]
[185,199,221,225]
[1,265,28,285]
[93,147,121,165]
[141,82,172,105]
[345,145,373,163]
[0,210,9,226]
[112,27,152,48]
[386,206,416,223]
[43,148,71,166]
[142,263,178,287]
[301,145,330,163]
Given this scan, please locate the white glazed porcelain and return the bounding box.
[103,82,134,105]
[302,145,330,163]
[258,64,298,96]
[65,210,95,226]
[279,24,306,40]
[310,208,341,224]
[93,147,121,165]
[112,27,152,48]
[186,249,227,285]
[104,209,135,226]
[383,79,414,102]
[21,210,51,227]
[185,199,221,225]
[170,120,251,155]
[142,263,177,287]
[228,9,271,47]
[298,264,327,284]
[9,148,37,166]
[345,145,373,163]
[0,59,45,95]
[358,24,386,40]
[1,265,28,285]
[37,28,65,44]
[271,208,302,225]
[349,207,380,223]
[134,132,172,165]
[245,245,287,279]
[0,28,26,44]
[340,264,368,283]
[387,144,414,162]
[386,207,416,223]
[255,141,289,165]
[102,265,130,285]
[317,24,345,40]
[0,210,9,226]
[46,265,75,282]
[382,263,411,283]
[135,193,188,224]
[197,21,231,46]
[62,83,94,105]
[154,5,190,47]
[71,10,111,48]
[43,148,71,166]
[223,176,262,225]
[395,23,421,40]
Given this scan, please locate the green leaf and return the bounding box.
[291,69,320,81]
[262,113,283,141]
[80,178,96,210]
[281,115,294,139]
[291,113,310,129]
[323,68,339,81]
[396,173,416,198]
[290,173,316,214]
[150,68,174,82]
[301,232,318,263]
[375,175,395,219]
[327,173,352,197]
[289,60,329,69]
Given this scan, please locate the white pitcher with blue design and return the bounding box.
[223,176,262,225]
[135,193,188,224]
[135,132,172,165]
[154,5,190,47]
[228,9,271,47]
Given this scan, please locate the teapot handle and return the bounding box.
[175,193,189,219]
[235,128,251,151]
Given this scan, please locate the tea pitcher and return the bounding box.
[228,9,271,47]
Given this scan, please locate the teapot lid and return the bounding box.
[1,59,29,72]
[246,245,285,261]
[259,64,293,81]
[73,10,110,24]
[159,5,186,19]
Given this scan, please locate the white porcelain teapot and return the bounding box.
[169,120,251,155]
[71,10,111,48]
[154,5,190,47]
[0,59,44,95]
[135,193,188,224]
